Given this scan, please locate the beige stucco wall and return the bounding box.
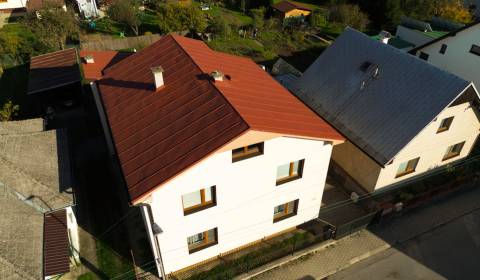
[331,141,382,193]
[332,100,480,192]
[375,101,480,190]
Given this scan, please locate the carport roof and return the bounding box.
[27,48,81,95]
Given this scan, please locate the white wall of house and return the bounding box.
[414,24,480,89]
[66,206,80,264]
[396,25,435,47]
[332,100,480,192]
[375,100,480,189]
[143,136,333,273]
[0,0,26,11]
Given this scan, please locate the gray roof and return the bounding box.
[0,119,73,279]
[292,28,472,166]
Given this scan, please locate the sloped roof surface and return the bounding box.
[292,28,470,166]
[43,209,69,277]
[0,119,73,279]
[272,0,311,12]
[99,35,342,202]
[80,50,132,81]
[28,48,81,94]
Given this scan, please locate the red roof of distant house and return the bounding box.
[272,0,312,13]
[80,50,132,81]
[28,48,80,94]
[43,209,70,277]
[98,35,343,202]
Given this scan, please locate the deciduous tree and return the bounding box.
[23,7,78,50]
[0,101,19,122]
[329,4,369,31]
[108,0,142,36]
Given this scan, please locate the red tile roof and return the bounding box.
[28,48,81,94]
[43,209,70,277]
[80,50,132,81]
[98,35,343,202]
[272,0,312,13]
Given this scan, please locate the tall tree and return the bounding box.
[23,7,78,50]
[108,0,142,36]
[156,3,207,34]
[329,4,370,31]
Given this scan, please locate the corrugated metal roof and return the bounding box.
[272,0,311,12]
[79,50,132,81]
[28,48,81,95]
[292,27,471,166]
[98,35,342,202]
[43,209,70,277]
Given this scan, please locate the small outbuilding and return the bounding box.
[27,48,83,116]
[271,0,311,20]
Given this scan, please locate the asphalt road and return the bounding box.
[326,207,480,280]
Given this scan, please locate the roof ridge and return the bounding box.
[170,35,250,130]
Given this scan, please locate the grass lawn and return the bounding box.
[205,6,253,27]
[96,240,133,279]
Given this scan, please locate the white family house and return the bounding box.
[291,28,480,193]
[409,21,480,91]
[92,35,344,275]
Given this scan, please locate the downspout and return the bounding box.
[139,203,167,280]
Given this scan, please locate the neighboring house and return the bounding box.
[395,16,463,48]
[74,0,98,18]
[371,31,415,52]
[271,0,311,20]
[0,119,79,279]
[80,50,132,81]
[291,28,480,193]
[92,34,344,275]
[0,0,27,13]
[27,48,83,116]
[409,21,480,91]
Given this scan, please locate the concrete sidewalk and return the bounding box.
[247,185,480,280]
[246,230,389,280]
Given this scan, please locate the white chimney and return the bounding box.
[211,70,224,82]
[151,66,164,90]
[378,30,391,44]
[84,55,94,64]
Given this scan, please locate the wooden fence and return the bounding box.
[80,34,161,51]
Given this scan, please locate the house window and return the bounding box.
[437,116,454,133]
[182,186,216,215]
[443,142,465,161]
[470,44,480,56]
[396,158,420,178]
[276,159,305,185]
[187,228,218,253]
[439,44,447,54]
[232,142,264,162]
[273,199,299,223]
[419,52,429,61]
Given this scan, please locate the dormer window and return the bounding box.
[232,142,264,162]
